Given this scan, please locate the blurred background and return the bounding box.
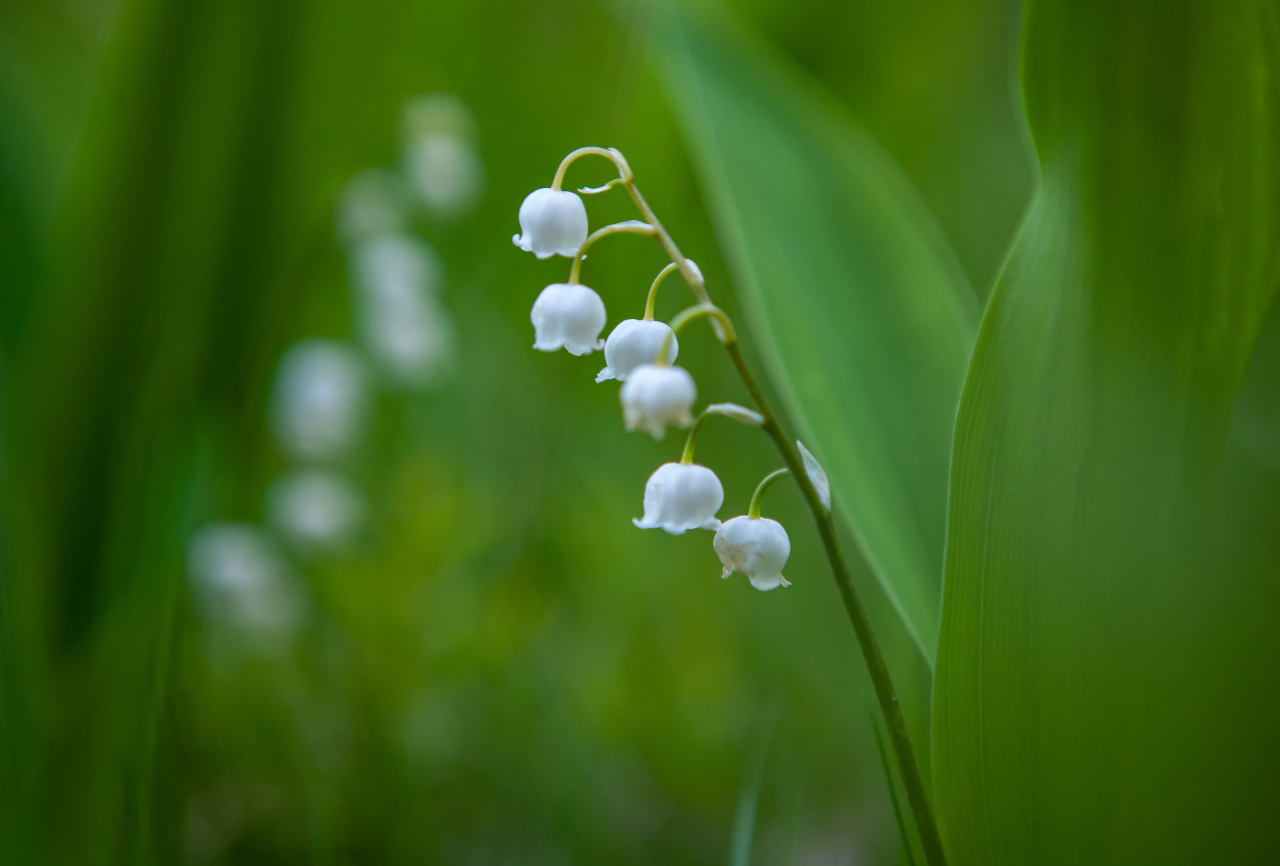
[0,0,1031,862]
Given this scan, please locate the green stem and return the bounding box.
[748,468,790,518]
[569,146,948,866]
[680,403,764,465]
[725,341,947,866]
[657,304,737,366]
[644,263,680,321]
[680,413,708,465]
[568,221,655,284]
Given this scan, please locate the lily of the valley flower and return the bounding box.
[596,319,678,383]
[619,363,696,438]
[633,462,723,534]
[513,188,589,259]
[714,516,791,591]
[531,283,607,355]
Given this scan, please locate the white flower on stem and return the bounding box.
[513,188,588,259]
[596,319,678,383]
[619,363,696,439]
[714,516,792,591]
[531,283,607,355]
[633,462,723,534]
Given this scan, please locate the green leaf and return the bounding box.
[932,1,1280,862]
[653,2,980,664]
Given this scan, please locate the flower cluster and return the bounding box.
[514,147,797,591]
[189,94,485,646]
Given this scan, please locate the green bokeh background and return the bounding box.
[0,0,1030,862]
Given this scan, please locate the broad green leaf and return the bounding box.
[653,2,980,663]
[933,2,1280,863]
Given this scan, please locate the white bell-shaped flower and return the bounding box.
[513,188,589,259]
[619,363,696,439]
[531,283,607,355]
[596,319,678,383]
[714,516,792,591]
[633,462,724,534]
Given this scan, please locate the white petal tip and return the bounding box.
[596,368,615,383]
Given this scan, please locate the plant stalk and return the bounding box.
[561,148,947,865]
[725,342,947,866]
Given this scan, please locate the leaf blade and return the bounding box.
[933,2,1280,862]
[653,2,980,664]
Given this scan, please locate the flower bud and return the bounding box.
[596,319,678,383]
[531,283,607,355]
[512,188,589,259]
[633,462,724,534]
[619,363,696,439]
[714,516,792,591]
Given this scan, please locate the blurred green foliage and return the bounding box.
[0,0,1034,863]
[933,2,1280,862]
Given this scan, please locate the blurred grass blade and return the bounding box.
[932,1,1280,862]
[652,1,980,664]
[729,707,780,866]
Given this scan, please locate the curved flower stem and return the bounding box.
[568,221,656,284]
[552,146,619,191]
[600,151,948,866]
[645,263,681,321]
[657,304,737,366]
[681,403,765,465]
[748,468,790,518]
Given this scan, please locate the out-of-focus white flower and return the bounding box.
[596,319,677,383]
[513,189,588,259]
[797,440,831,511]
[406,134,484,217]
[714,516,791,591]
[531,283,606,355]
[633,462,723,534]
[267,470,365,553]
[401,94,485,216]
[351,233,453,387]
[352,233,442,301]
[271,340,367,462]
[188,523,304,634]
[619,363,696,439]
[364,295,454,387]
[336,169,409,246]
